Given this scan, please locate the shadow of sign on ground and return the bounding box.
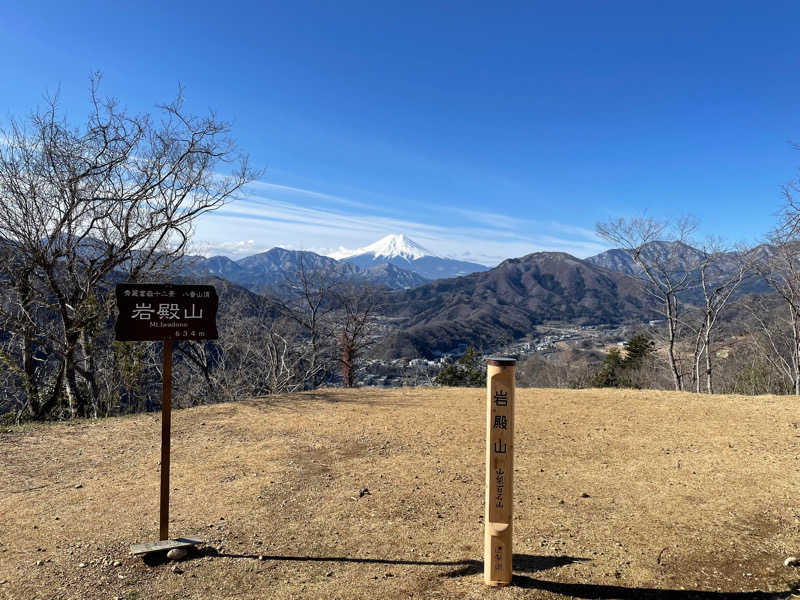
[145,548,795,599]
[148,547,586,576]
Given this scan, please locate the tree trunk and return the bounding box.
[79,329,101,418]
[64,333,83,418]
[694,351,702,394]
[65,361,79,418]
[704,315,713,394]
[341,336,355,388]
[22,328,41,418]
[309,326,319,389]
[691,326,703,394]
[19,277,41,418]
[792,311,800,395]
[665,294,682,391]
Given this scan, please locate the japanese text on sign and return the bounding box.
[488,381,512,520]
[114,284,219,342]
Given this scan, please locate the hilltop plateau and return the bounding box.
[1,388,798,599]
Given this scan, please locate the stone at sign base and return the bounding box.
[130,537,202,556]
[167,548,188,560]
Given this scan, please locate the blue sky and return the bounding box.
[3,2,800,265]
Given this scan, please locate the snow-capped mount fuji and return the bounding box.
[332,234,430,261]
[333,234,488,280]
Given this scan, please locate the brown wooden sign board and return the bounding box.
[114,283,219,342]
[114,283,219,547]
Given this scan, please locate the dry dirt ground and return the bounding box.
[2,387,800,600]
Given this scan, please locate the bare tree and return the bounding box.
[752,236,800,394]
[742,295,796,392]
[688,242,750,394]
[0,243,65,419]
[737,162,800,396]
[270,254,343,388]
[0,75,255,419]
[596,216,700,391]
[178,293,323,401]
[333,282,383,387]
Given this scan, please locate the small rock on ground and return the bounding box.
[167,548,188,561]
[784,556,800,567]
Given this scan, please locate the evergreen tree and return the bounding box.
[434,346,485,386]
[590,347,625,388]
[591,333,655,388]
[623,333,655,370]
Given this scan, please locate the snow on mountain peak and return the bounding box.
[364,234,433,259]
[330,234,435,261]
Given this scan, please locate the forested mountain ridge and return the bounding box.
[585,241,773,301]
[377,251,659,358]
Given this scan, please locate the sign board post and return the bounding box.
[484,357,516,587]
[114,283,218,550]
[159,339,173,541]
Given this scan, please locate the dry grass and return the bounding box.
[1,387,799,600]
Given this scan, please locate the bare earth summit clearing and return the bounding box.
[1,387,799,599]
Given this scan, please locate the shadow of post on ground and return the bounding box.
[143,548,795,599]
[512,576,795,599]
[187,548,585,578]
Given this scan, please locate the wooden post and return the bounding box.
[159,339,173,541]
[484,357,516,586]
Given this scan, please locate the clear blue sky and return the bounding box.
[3,1,799,265]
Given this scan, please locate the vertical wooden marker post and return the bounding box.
[159,339,173,541]
[484,357,516,587]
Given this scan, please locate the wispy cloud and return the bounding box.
[451,207,602,241]
[247,181,377,211]
[194,180,607,265]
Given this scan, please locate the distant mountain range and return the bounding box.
[585,240,706,275]
[184,245,428,293]
[5,231,779,361]
[374,241,780,358]
[185,234,487,293]
[332,234,489,280]
[181,235,778,359]
[585,241,772,300]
